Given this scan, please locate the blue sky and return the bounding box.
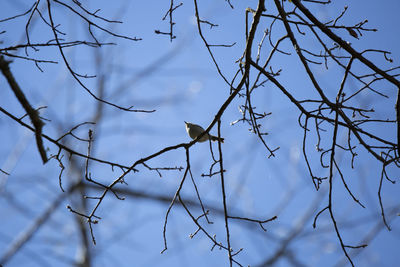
[1,0,399,266]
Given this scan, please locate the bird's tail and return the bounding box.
[210,135,224,143]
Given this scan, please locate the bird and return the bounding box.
[184,121,224,143]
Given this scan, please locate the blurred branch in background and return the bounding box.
[0,56,48,163]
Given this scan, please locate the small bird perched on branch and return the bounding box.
[184,121,224,143]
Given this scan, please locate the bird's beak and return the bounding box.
[184,121,187,124]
